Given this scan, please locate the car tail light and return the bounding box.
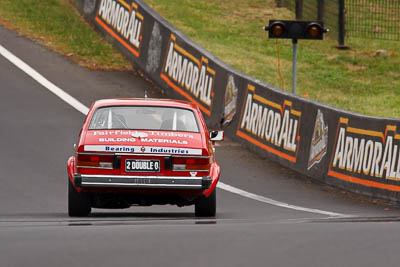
[172,157,211,171]
[77,154,114,169]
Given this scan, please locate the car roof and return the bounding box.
[91,98,199,111]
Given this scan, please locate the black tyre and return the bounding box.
[195,188,216,217]
[68,179,91,217]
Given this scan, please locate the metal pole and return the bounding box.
[317,0,325,22]
[337,0,349,49]
[295,0,303,20]
[292,39,298,94]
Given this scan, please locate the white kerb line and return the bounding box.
[0,44,89,115]
[218,182,347,217]
[0,43,349,218]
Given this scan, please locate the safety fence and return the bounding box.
[279,0,400,44]
[346,0,400,41]
[75,0,400,202]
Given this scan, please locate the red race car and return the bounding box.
[67,98,223,217]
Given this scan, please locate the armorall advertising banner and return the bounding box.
[237,84,301,163]
[327,116,400,198]
[160,34,216,116]
[96,0,144,58]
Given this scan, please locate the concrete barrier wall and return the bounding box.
[75,0,400,202]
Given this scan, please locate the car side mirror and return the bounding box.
[209,130,224,141]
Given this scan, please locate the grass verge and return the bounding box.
[0,0,130,70]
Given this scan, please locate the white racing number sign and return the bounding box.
[125,159,160,172]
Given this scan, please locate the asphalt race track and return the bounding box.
[2,25,400,267]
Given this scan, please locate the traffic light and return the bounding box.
[265,20,326,40]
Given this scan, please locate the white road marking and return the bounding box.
[0,44,89,115]
[218,182,348,217]
[0,44,350,218]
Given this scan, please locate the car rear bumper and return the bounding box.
[73,174,212,190]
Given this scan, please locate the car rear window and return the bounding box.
[88,106,199,132]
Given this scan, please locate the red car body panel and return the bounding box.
[67,98,220,201]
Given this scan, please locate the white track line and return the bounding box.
[0,45,89,115]
[0,44,349,218]
[218,182,347,217]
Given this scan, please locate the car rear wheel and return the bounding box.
[195,188,216,217]
[68,179,91,217]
